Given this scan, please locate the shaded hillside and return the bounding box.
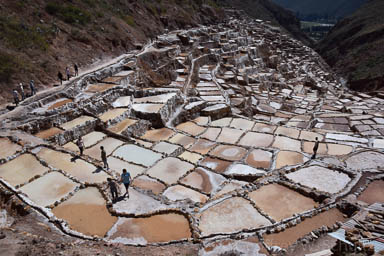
[272,0,366,20]
[0,0,223,102]
[219,0,312,45]
[317,0,384,91]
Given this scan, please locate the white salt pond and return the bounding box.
[107,157,145,178]
[181,167,226,194]
[112,188,173,215]
[163,185,208,203]
[225,164,266,176]
[98,108,128,123]
[0,138,22,159]
[286,166,351,194]
[113,144,163,167]
[238,132,273,148]
[37,148,110,183]
[146,157,194,184]
[198,197,271,236]
[60,116,96,130]
[84,137,125,161]
[20,172,78,207]
[0,154,49,186]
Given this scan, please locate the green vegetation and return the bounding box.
[0,16,48,50]
[45,2,91,25]
[121,15,135,27]
[0,51,27,83]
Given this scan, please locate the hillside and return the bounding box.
[219,0,312,45]
[0,0,223,102]
[272,0,366,20]
[317,0,384,91]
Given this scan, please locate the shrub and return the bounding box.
[0,51,18,82]
[0,16,48,50]
[122,15,135,27]
[45,3,91,25]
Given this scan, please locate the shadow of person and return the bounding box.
[93,167,104,173]
[70,155,80,162]
[113,195,125,203]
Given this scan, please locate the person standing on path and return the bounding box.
[76,137,84,156]
[100,146,108,169]
[312,137,319,159]
[107,178,119,202]
[19,83,25,100]
[74,63,79,77]
[66,66,71,81]
[58,71,64,85]
[13,90,20,106]
[29,80,36,96]
[120,169,131,198]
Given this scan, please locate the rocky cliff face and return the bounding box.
[317,0,384,92]
[219,0,312,46]
[0,0,223,102]
[272,0,366,20]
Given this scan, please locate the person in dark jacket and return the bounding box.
[58,71,64,85]
[100,146,108,169]
[312,137,320,159]
[74,63,79,76]
[107,178,119,202]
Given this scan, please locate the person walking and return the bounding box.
[19,83,25,100]
[100,146,108,169]
[312,137,320,159]
[29,80,36,96]
[120,169,131,198]
[76,137,84,156]
[74,63,79,76]
[13,89,20,106]
[107,178,119,202]
[58,71,64,85]
[66,66,71,80]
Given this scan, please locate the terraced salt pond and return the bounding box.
[0,138,22,159]
[107,213,191,244]
[36,147,110,183]
[113,144,163,167]
[20,172,78,207]
[2,9,384,254]
[52,187,117,237]
[248,184,318,221]
[0,154,48,186]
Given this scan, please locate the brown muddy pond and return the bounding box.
[52,187,117,237]
[108,213,191,244]
[263,208,345,249]
[357,180,384,204]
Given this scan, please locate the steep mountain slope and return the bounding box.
[272,0,366,20]
[317,0,384,91]
[219,0,312,45]
[0,0,223,102]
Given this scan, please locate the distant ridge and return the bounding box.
[317,0,384,91]
[272,0,366,20]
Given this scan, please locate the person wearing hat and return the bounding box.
[19,83,25,100]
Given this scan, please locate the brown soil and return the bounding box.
[263,208,345,249]
[357,180,384,204]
